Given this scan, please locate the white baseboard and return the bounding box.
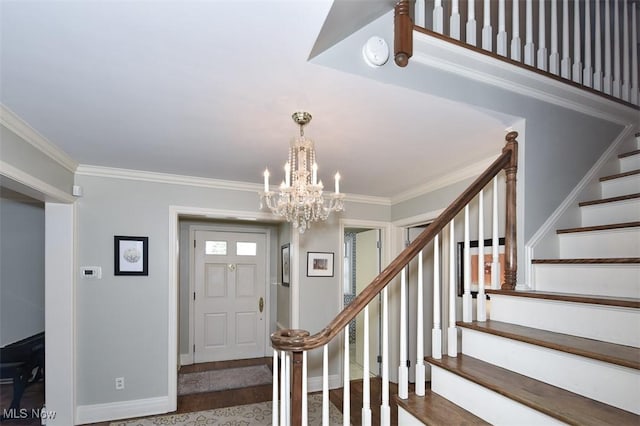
[75,396,170,425]
[306,374,341,393]
[180,353,193,366]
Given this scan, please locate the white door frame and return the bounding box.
[168,206,279,409]
[186,223,272,365]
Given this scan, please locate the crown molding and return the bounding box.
[0,104,78,173]
[0,160,76,203]
[76,164,391,205]
[391,154,497,204]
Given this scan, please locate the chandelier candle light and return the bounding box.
[260,112,345,233]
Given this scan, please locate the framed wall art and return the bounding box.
[307,252,334,277]
[114,236,148,276]
[457,237,505,296]
[281,243,290,286]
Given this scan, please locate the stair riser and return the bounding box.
[430,366,564,425]
[580,199,640,227]
[398,408,426,426]
[489,294,640,347]
[558,228,640,258]
[619,155,640,173]
[461,329,640,414]
[533,264,640,298]
[600,174,640,198]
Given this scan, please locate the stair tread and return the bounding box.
[578,192,640,207]
[556,221,640,234]
[600,169,640,182]
[486,289,640,308]
[532,257,640,264]
[457,320,640,370]
[619,149,640,159]
[395,390,490,425]
[427,354,640,425]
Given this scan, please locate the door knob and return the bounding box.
[228,263,236,271]
[259,297,264,313]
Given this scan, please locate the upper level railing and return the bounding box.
[395,0,640,107]
[271,133,518,425]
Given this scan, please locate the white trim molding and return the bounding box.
[0,104,78,173]
[0,160,76,203]
[75,396,169,425]
[412,31,639,126]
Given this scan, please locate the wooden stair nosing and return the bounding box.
[556,221,640,234]
[457,320,640,370]
[485,289,640,308]
[532,257,640,264]
[578,193,640,207]
[395,391,490,425]
[599,169,640,182]
[618,149,640,159]
[427,354,640,426]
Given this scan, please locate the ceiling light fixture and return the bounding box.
[260,112,345,233]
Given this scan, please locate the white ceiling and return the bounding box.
[0,0,518,199]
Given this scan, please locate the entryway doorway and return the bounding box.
[343,227,382,380]
[192,229,267,363]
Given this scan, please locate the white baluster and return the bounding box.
[632,3,639,105]
[343,327,350,426]
[561,0,571,78]
[477,190,486,322]
[613,0,621,98]
[463,205,472,322]
[594,0,603,90]
[492,177,500,290]
[362,306,371,426]
[280,351,286,426]
[416,249,426,396]
[433,0,444,34]
[482,0,492,51]
[322,345,329,425]
[398,267,408,399]
[573,0,583,83]
[448,219,458,356]
[537,0,548,71]
[550,0,560,74]
[622,0,630,101]
[450,0,461,40]
[380,287,390,426]
[415,0,426,28]
[496,0,507,56]
[272,349,279,426]
[433,234,443,356]
[583,0,593,87]
[524,0,535,66]
[466,0,477,46]
[302,351,308,426]
[604,0,613,94]
[285,352,291,426]
[511,0,522,61]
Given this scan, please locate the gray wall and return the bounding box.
[0,195,45,347]
[74,172,390,406]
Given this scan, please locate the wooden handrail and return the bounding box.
[271,132,518,352]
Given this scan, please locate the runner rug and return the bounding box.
[178,364,272,395]
[110,394,344,425]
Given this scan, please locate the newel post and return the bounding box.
[502,131,519,290]
[394,0,413,67]
[271,328,309,426]
[291,351,303,426]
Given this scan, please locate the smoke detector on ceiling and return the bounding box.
[362,36,389,67]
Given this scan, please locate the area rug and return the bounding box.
[178,364,272,395]
[110,394,344,425]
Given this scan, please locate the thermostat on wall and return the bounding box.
[81,266,102,279]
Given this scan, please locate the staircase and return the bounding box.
[398,135,640,424]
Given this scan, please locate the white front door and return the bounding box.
[194,230,266,363]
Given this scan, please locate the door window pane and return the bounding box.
[205,241,227,255]
[236,242,257,256]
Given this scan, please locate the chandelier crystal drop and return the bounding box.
[260,112,345,233]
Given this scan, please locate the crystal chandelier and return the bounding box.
[260,112,345,233]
